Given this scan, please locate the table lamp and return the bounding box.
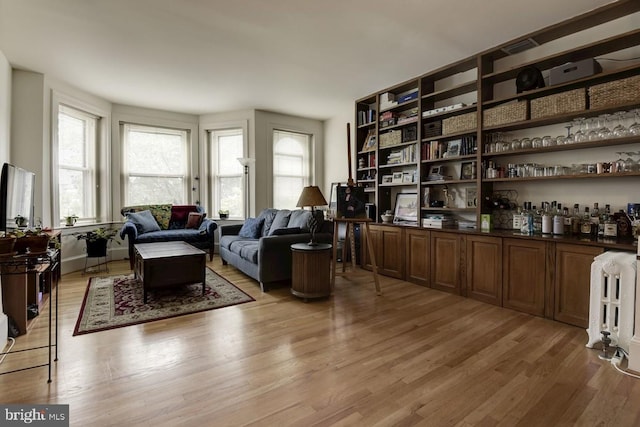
[296,185,328,246]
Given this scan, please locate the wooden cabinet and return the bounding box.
[405,228,430,287]
[465,235,502,306]
[430,231,461,294]
[502,238,546,317]
[362,224,404,278]
[554,243,604,328]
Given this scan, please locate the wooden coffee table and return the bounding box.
[133,241,206,303]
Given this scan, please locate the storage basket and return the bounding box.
[530,88,585,119]
[483,101,528,127]
[379,130,402,147]
[589,75,640,109]
[442,112,477,135]
[423,121,442,138]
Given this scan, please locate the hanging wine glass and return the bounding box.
[612,111,629,138]
[572,117,586,143]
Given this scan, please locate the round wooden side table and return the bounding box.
[290,242,332,302]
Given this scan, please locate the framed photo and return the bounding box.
[402,172,413,183]
[382,174,393,184]
[393,193,418,224]
[429,165,443,176]
[466,188,477,208]
[460,161,475,180]
[361,130,377,152]
[444,139,461,158]
[392,172,403,183]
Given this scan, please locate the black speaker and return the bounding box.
[516,67,545,93]
[365,203,376,221]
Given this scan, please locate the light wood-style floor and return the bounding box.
[1,256,639,426]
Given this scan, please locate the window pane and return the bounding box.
[274,153,303,176]
[218,135,243,175]
[273,129,311,209]
[127,176,185,205]
[126,130,185,174]
[58,114,86,167]
[59,169,85,217]
[273,176,304,209]
[219,176,243,216]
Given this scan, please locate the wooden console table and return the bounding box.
[330,218,381,295]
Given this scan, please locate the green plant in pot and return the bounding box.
[11,229,51,254]
[76,227,119,258]
[218,209,229,219]
[14,215,28,228]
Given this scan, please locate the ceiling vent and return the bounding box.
[501,38,539,55]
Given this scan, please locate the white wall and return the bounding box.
[0,50,11,165]
[323,105,353,193]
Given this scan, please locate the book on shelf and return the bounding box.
[422,214,455,229]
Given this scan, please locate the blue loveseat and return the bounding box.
[219,208,331,291]
[120,204,218,269]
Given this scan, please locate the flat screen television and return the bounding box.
[0,163,36,233]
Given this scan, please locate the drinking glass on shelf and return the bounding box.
[597,114,612,140]
[623,152,636,172]
[629,109,640,136]
[612,111,629,138]
[532,137,543,148]
[511,139,522,150]
[542,135,554,147]
[555,135,568,145]
[586,117,601,141]
[613,152,626,174]
[572,118,587,143]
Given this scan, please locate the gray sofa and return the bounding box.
[219,208,331,291]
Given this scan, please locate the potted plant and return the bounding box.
[14,215,27,228]
[76,227,119,258]
[11,229,51,254]
[64,214,78,227]
[218,209,229,219]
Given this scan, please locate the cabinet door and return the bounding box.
[406,228,430,287]
[554,243,603,328]
[466,235,502,306]
[362,225,404,279]
[503,238,546,316]
[430,231,461,294]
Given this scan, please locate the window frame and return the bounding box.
[208,127,245,219]
[272,129,313,210]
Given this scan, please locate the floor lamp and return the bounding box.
[237,157,255,219]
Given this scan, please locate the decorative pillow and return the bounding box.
[258,209,279,237]
[186,212,204,229]
[271,227,301,236]
[126,210,161,234]
[238,217,265,239]
[268,210,291,235]
[171,205,199,223]
[123,204,172,229]
[288,210,313,231]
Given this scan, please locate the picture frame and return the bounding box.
[402,172,413,183]
[393,193,418,224]
[361,130,377,152]
[466,188,477,208]
[328,181,347,218]
[336,184,367,219]
[392,172,403,183]
[382,175,393,184]
[444,139,461,158]
[429,165,443,176]
[460,161,475,180]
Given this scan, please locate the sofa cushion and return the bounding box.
[238,217,264,239]
[126,210,161,234]
[271,227,301,236]
[123,204,172,229]
[268,210,291,235]
[288,210,313,231]
[170,205,199,223]
[228,240,259,264]
[258,208,279,237]
[186,212,204,229]
[135,229,207,244]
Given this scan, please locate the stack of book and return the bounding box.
[422,215,455,228]
[379,111,397,128]
[386,145,416,165]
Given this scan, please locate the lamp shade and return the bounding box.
[296,186,327,208]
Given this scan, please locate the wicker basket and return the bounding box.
[483,101,528,127]
[379,130,402,147]
[589,75,640,109]
[423,121,442,138]
[530,88,585,119]
[442,112,477,135]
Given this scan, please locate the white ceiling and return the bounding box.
[0,0,617,120]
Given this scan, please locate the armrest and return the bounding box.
[199,218,218,236]
[120,222,138,241]
[219,224,243,237]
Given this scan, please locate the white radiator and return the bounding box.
[586,251,637,352]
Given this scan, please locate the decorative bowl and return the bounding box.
[381,214,394,223]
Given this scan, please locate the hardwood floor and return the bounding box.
[1,256,639,426]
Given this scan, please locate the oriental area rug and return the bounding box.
[73,267,254,335]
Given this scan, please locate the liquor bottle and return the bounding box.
[562,207,572,235]
[603,211,618,238]
[512,205,523,230]
[533,205,542,234]
[520,202,533,235]
[553,205,564,235]
[590,202,600,236]
[541,201,553,234]
[580,206,592,236]
[599,204,611,237]
[571,203,581,235]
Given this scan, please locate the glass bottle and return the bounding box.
[571,203,581,235]
[533,205,542,234]
[590,203,600,236]
[562,207,572,235]
[580,206,592,235]
[603,208,618,238]
[520,202,533,235]
[513,205,523,230]
[541,201,553,234]
[553,204,564,235]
